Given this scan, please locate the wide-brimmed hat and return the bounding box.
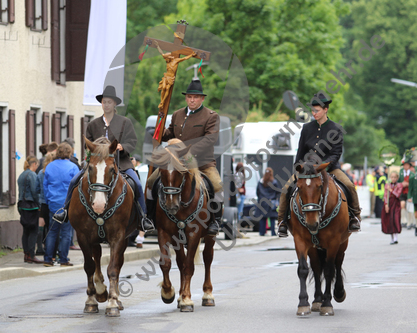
[182,79,207,96]
[311,92,332,106]
[96,85,122,105]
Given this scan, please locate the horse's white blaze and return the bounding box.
[92,161,107,214]
[306,179,311,186]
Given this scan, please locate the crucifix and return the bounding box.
[143,20,211,182]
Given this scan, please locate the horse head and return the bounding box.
[85,137,119,215]
[151,139,194,215]
[295,162,329,234]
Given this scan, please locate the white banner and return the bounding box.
[83,0,127,106]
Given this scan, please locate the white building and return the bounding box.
[0,0,102,248]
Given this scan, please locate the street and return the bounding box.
[1,218,417,333]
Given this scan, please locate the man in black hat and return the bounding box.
[52,85,154,232]
[147,79,223,235]
[277,92,362,237]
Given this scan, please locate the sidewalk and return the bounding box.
[0,230,276,282]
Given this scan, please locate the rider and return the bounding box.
[277,92,362,237]
[147,79,223,235]
[52,85,154,231]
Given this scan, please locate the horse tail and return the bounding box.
[194,239,202,265]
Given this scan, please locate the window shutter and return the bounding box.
[67,115,74,138]
[42,111,50,143]
[51,0,60,82]
[8,0,15,23]
[80,117,89,160]
[51,113,61,143]
[9,109,16,205]
[65,0,91,81]
[26,110,36,156]
[25,0,34,28]
[41,0,47,30]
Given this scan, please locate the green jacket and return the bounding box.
[398,168,415,183]
[375,174,386,199]
[407,173,417,203]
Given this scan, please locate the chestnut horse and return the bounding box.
[288,162,351,316]
[150,139,216,312]
[69,138,137,317]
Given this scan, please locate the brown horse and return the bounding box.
[69,138,137,317]
[150,139,216,312]
[288,162,351,316]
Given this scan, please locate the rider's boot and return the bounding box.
[208,201,223,236]
[349,213,361,232]
[139,199,155,232]
[277,198,289,238]
[278,220,289,238]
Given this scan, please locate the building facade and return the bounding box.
[0,0,102,248]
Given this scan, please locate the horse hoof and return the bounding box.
[95,291,108,303]
[202,299,215,306]
[297,306,311,316]
[84,304,99,313]
[334,290,346,303]
[180,304,194,312]
[311,302,322,312]
[117,300,124,310]
[320,306,334,316]
[105,307,120,317]
[162,293,175,304]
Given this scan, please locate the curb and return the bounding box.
[0,235,274,282]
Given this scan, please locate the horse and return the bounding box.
[287,162,351,316]
[69,137,138,317]
[150,139,216,312]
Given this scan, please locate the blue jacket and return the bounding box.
[44,159,79,213]
[18,169,39,204]
[36,170,46,204]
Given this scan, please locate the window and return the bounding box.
[51,0,90,83]
[0,106,16,206]
[80,113,93,160]
[25,0,47,31]
[270,133,291,150]
[0,0,14,25]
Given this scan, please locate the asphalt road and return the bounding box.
[1,218,417,333]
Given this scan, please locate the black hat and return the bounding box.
[182,79,207,96]
[96,85,122,105]
[311,92,332,106]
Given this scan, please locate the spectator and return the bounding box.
[63,137,82,170]
[341,163,354,184]
[375,166,387,218]
[254,167,280,236]
[47,141,58,154]
[381,171,402,244]
[36,143,48,174]
[366,168,376,218]
[235,162,246,219]
[398,156,414,227]
[43,142,79,267]
[18,156,43,264]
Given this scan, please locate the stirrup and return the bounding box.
[52,208,67,224]
[348,215,361,232]
[278,220,288,238]
[208,219,220,236]
[141,216,155,232]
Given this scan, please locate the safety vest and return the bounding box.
[366,174,375,192]
[375,175,387,199]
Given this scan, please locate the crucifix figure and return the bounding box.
[154,40,196,109]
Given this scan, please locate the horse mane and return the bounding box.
[90,137,112,163]
[151,139,206,192]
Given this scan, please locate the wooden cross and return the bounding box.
[143,21,211,183]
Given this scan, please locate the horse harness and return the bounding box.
[291,172,343,247]
[78,153,128,240]
[158,174,204,244]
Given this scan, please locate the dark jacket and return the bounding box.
[254,179,280,218]
[86,113,136,171]
[162,105,220,170]
[18,169,39,204]
[295,118,344,172]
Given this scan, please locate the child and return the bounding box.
[381,171,402,244]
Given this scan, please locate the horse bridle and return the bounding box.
[87,153,119,207]
[297,173,328,217]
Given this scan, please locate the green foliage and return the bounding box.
[341,0,417,154]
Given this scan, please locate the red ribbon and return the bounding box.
[153,118,162,140]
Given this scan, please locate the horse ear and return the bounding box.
[84,136,96,152]
[109,140,118,154]
[295,164,304,174]
[316,162,330,173]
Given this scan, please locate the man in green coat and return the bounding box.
[398,155,414,227]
